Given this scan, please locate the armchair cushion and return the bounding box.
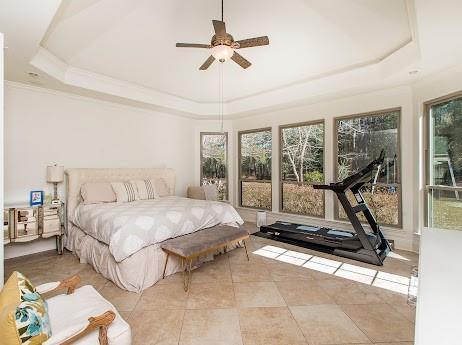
[187,186,206,200]
[0,271,52,345]
[44,285,131,345]
[187,184,218,201]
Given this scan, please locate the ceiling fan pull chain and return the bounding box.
[219,62,224,132]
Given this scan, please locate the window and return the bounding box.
[239,128,272,209]
[200,132,228,200]
[335,109,401,226]
[280,121,325,217]
[426,93,462,230]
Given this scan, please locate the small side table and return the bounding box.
[4,202,66,254]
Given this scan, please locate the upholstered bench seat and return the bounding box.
[160,225,249,291]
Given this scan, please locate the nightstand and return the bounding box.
[4,202,66,254]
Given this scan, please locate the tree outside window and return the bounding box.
[427,95,462,230]
[280,121,324,216]
[336,110,401,226]
[200,133,228,201]
[239,129,272,209]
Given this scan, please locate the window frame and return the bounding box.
[279,119,326,218]
[238,127,273,210]
[424,90,462,228]
[333,107,403,228]
[200,132,229,201]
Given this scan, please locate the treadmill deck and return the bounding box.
[260,221,378,251]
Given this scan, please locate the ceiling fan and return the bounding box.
[176,0,269,70]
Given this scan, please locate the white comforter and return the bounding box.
[72,196,244,262]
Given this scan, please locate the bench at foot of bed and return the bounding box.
[160,225,249,291]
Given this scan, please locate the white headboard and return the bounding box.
[65,168,175,228]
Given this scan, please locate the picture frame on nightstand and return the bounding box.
[30,190,44,206]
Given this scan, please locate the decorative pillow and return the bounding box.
[111,181,140,202]
[132,179,157,200]
[81,182,116,205]
[154,178,171,197]
[0,271,36,307]
[0,272,52,345]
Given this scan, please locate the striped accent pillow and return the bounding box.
[132,179,158,200]
[111,181,140,203]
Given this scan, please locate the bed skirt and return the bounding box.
[66,224,235,292]
[67,224,190,292]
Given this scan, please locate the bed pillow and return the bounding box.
[0,271,52,345]
[154,178,171,197]
[81,182,116,205]
[111,181,140,202]
[132,179,158,200]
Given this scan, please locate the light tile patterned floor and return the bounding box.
[4,223,417,345]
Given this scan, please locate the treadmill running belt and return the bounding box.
[296,225,321,232]
[327,229,355,238]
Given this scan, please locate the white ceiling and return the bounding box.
[1,0,462,117]
[42,0,412,103]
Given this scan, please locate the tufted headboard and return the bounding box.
[65,168,175,229]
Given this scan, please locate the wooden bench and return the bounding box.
[161,225,250,291]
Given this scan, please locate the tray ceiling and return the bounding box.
[42,0,412,103]
[8,0,462,117]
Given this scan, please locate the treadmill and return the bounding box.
[257,150,391,266]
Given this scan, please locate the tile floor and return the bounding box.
[4,223,417,345]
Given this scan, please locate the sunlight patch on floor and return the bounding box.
[253,245,417,297]
[387,251,411,261]
[335,268,374,284]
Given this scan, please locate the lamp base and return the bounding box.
[51,182,61,204]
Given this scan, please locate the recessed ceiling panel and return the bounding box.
[42,0,412,102]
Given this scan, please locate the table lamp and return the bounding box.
[47,165,64,204]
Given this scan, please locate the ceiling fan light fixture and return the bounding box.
[211,44,234,62]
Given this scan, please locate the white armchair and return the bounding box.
[187,184,218,201]
[36,275,131,345]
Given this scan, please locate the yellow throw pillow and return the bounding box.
[0,272,52,345]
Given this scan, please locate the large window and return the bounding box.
[239,128,272,209]
[200,132,228,200]
[280,121,325,217]
[426,93,462,230]
[335,109,401,226]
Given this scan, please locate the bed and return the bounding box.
[65,168,244,292]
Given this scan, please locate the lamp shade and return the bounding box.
[47,165,64,183]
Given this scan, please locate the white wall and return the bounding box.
[228,85,417,251]
[4,82,196,258]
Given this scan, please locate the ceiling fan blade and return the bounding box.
[212,20,226,35]
[199,55,215,70]
[236,36,269,48]
[176,43,211,48]
[231,51,251,69]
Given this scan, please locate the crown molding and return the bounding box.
[30,38,420,118]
